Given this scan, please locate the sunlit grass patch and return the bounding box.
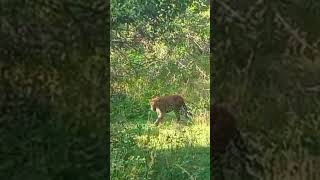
[135,120,209,150]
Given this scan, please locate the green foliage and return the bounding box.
[111,0,209,179]
[112,0,193,39]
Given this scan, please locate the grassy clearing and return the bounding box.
[111,112,210,180]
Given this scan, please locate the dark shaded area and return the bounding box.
[212,103,238,154]
[211,0,320,179]
[0,1,106,62]
[0,1,108,179]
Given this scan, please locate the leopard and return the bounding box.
[150,95,192,126]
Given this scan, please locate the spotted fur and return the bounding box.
[150,95,192,126]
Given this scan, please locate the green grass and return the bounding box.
[111,112,210,180]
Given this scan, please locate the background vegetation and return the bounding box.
[111,0,210,179]
[214,0,320,179]
[0,1,107,179]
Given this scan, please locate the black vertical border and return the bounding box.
[106,0,111,178]
[209,0,215,179]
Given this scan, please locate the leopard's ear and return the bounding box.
[150,99,157,111]
[151,95,159,100]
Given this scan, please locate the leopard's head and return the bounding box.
[150,96,160,111]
